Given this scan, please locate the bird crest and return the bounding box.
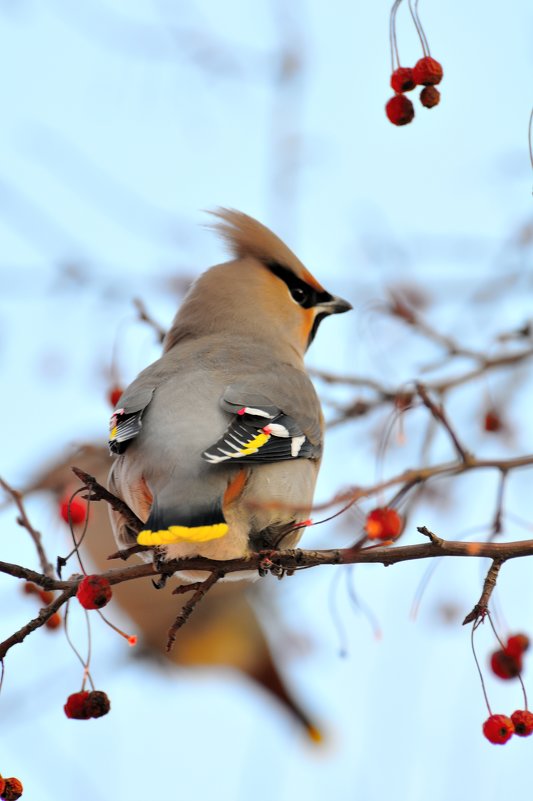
[209,208,325,292]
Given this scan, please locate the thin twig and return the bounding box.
[166,571,223,652]
[416,384,470,462]
[463,560,503,625]
[133,297,166,344]
[71,467,144,533]
[0,476,55,578]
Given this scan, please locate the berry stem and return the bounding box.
[487,613,529,711]
[96,609,137,645]
[389,0,403,72]
[408,0,430,57]
[64,599,95,692]
[61,488,92,574]
[471,619,493,716]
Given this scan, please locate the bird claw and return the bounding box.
[258,551,286,579]
[152,552,170,588]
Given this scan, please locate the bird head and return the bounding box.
[164,209,352,358]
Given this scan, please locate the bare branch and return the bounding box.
[0,476,55,579]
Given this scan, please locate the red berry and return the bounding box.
[108,386,123,408]
[0,778,5,796]
[420,86,440,109]
[506,634,530,659]
[84,690,111,718]
[1,778,23,801]
[390,67,415,93]
[45,612,62,630]
[365,508,403,541]
[64,691,91,719]
[413,56,443,86]
[59,496,88,526]
[511,709,533,737]
[482,714,514,744]
[484,410,503,433]
[490,649,522,679]
[76,575,113,610]
[385,95,415,126]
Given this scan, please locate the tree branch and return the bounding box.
[0,476,55,579]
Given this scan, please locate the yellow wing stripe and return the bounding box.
[239,431,270,455]
[137,523,228,546]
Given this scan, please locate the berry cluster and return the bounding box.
[0,776,23,801]
[76,575,113,610]
[64,690,111,720]
[483,710,533,744]
[386,57,443,126]
[490,634,529,680]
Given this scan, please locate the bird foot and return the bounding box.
[257,550,286,579]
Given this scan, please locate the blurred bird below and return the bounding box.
[19,443,324,743]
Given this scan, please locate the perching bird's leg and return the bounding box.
[257,550,288,579]
[151,549,172,589]
[166,571,223,652]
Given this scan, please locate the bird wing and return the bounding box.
[202,384,322,465]
[108,381,157,455]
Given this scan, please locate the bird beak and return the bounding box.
[318,295,353,315]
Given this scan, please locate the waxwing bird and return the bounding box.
[107,209,352,579]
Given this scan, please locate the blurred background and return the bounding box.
[0,1,532,799]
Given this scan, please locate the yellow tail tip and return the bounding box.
[137,523,228,546]
[307,725,324,744]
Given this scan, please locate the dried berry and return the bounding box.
[482,714,514,744]
[511,709,533,737]
[490,649,522,680]
[108,386,123,408]
[1,778,23,801]
[45,612,62,630]
[390,67,415,93]
[385,95,415,126]
[59,496,88,526]
[506,634,530,659]
[64,691,91,720]
[420,86,440,109]
[76,575,113,610]
[64,690,111,720]
[85,690,111,719]
[365,508,403,541]
[413,56,443,86]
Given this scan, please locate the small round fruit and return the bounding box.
[76,575,113,610]
[482,714,514,744]
[420,86,440,109]
[1,777,23,800]
[385,95,415,126]
[59,496,88,526]
[390,67,415,93]
[490,649,522,680]
[365,508,403,541]
[413,56,443,86]
[511,709,533,737]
